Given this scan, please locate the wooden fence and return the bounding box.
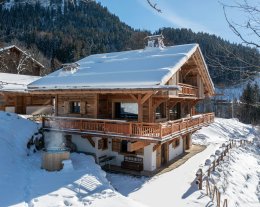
[195,139,251,207]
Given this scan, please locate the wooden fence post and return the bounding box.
[217,190,221,207]
[196,169,203,190]
[223,198,228,207]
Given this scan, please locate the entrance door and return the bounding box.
[156,145,161,168]
[161,142,168,165]
[186,135,191,150]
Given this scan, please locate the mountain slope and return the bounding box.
[0,0,259,86]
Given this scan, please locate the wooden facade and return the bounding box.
[29,44,215,172]
[0,92,52,114]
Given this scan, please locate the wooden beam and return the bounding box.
[153,143,161,152]
[127,141,149,152]
[129,94,138,102]
[148,97,153,122]
[81,135,95,147]
[141,93,153,104]
[138,94,143,122]
[55,95,58,116]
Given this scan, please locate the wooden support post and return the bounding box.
[129,122,132,135]
[55,95,58,116]
[223,199,228,207]
[138,94,143,122]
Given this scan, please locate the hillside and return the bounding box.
[0,0,259,86]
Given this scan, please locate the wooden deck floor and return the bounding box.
[103,144,206,177]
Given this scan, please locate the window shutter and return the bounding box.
[80,101,86,114]
[64,101,69,114]
[112,139,121,152]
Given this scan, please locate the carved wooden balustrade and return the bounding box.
[178,83,199,97]
[42,113,214,140]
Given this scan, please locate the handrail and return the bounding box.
[43,113,215,139]
[178,82,198,89]
[178,83,199,96]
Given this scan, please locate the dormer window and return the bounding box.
[145,34,165,48]
[62,63,79,73]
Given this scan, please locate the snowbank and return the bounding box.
[0,112,39,206]
[192,118,256,145]
[0,112,146,207]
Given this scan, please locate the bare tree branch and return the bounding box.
[146,0,162,13]
[220,0,260,48]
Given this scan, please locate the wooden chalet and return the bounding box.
[28,41,215,173]
[0,45,51,114]
[0,45,45,76]
[0,73,53,114]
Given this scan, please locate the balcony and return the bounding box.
[42,113,214,141]
[178,83,198,97]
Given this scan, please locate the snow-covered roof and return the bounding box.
[28,44,209,91]
[0,73,41,92]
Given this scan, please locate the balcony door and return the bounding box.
[170,103,181,120]
[114,102,138,120]
[156,143,169,168]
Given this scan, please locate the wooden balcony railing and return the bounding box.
[42,113,215,140]
[178,83,199,97]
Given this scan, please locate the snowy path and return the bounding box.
[108,144,219,207]
[107,118,259,207]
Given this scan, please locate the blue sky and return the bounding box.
[97,0,257,44]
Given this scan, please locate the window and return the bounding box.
[156,102,166,119]
[172,138,180,148]
[98,138,108,150]
[169,103,181,120]
[114,102,138,120]
[70,101,80,113]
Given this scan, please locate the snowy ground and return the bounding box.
[0,112,259,207]
[107,118,260,207]
[0,112,146,207]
